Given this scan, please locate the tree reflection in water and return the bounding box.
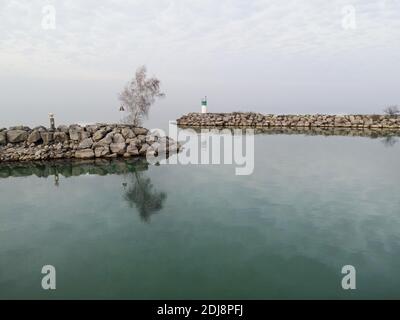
[0,158,167,223]
[123,169,167,223]
[381,136,398,147]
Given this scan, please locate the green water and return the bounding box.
[1,132,400,299]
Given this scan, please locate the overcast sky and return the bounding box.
[0,0,399,128]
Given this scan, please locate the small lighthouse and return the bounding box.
[201,96,208,113]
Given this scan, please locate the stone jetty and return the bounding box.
[177,113,400,129]
[0,124,180,162]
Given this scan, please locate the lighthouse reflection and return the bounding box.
[0,158,167,223]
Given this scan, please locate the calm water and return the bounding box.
[1,130,400,299]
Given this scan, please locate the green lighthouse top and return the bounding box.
[201,96,207,106]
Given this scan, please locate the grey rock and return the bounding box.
[145,134,158,143]
[0,131,6,145]
[139,143,150,155]
[94,147,102,158]
[85,124,99,134]
[6,130,29,143]
[95,132,113,146]
[9,126,30,131]
[110,142,126,155]
[137,135,147,143]
[54,132,68,143]
[94,146,110,157]
[81,131,89,140]
[40,132,54,145]
[106,153,118,158]
[75,149,95,159]
[57,125,69,133]
[126,143,139,155]
[93,128,107,142]
[27,130,42,144]
[33,126,47,132]
[69,125,85,141]
[133,127,148,135]
[121,127,135,139]
[69,125,81,141]
[126,137,141,146]
[113,133,125,143]
[78,138,93,150]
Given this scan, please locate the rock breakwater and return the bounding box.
[177,113,400,129]
[0,124,180,162]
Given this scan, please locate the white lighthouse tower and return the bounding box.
[201,96,208,113]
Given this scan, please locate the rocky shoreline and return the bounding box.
[177,113,400,129]
[0,124,180,162]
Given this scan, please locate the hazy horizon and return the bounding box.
[1,0,399,129]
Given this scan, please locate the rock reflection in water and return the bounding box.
[178,125,400,148]
[381,136,398,147]
[179,125,400,138]
[0,158,167,222]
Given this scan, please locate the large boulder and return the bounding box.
[94,132,113,147]
[32,126,47,132]
[133,127,148,135]
[27,130,42,144]
[78,138,93,150]
[113,133,125,143]
[6,130,29,143]
[139,143,150,155]
[0,131,6,145]
[75,149,94,159]
[69,125,81,141]
[137,135,147,143]
[145,134,158,144]
[40,132,54,145]
[110,142,126,155]
[57,125,69,133]
[69,125,88,141]
[26,130,42,144]
[93,128,107,142]
[126,137,142,147]
[9,126,31,131]
[85,124,99,134]
[94,146,110,157]
[54,132,68,143]
[126,142,139,156]
[121,127,135,139]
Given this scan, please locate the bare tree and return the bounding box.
[119,66,165,126]
[383,105,400,116]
